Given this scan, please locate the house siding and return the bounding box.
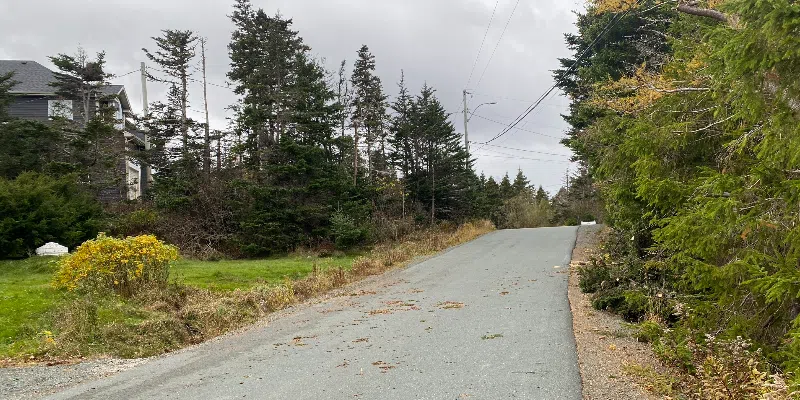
[7,96,50,121]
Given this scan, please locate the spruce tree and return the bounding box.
[404,84,472,221]
[350,45,387,182]
[535,186,549,202]
[512,169,530,195]
[49,49,123,195]
[143,29,198,156]
[388,71,414,179]
[499,173,514,200]
[228,0,309,167]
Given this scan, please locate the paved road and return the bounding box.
[47,227,581,400]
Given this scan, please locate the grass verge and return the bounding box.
[1,220,494,365]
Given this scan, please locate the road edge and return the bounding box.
[567,225,663,400]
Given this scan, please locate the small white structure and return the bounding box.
[581,221,598,226]
[36,242,68,256]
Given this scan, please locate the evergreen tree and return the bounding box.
[226,0,365,254]
[350,45,387,182]
[388,71,414,179]
[49,49,124,195]
[404,85,472,221]
[228,0,309,167]
[49,49,115,129]
[483,176,503,224]
[499,173,513,200]
[535,186,549,202]
[143,29,198,156]
[512,169,529,195]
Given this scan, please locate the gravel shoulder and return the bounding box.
[568,225,666,400]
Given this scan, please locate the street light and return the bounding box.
[462,89,497,165]
[468,102,497,122]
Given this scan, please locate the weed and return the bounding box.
[623,363,679,396]
[481,334,504,340]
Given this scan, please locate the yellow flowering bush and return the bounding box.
[54,234,179,296]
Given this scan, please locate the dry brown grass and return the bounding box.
[36,220,493,363]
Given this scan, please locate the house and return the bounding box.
[0,60,149,200]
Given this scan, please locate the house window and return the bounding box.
[48,100,73,120]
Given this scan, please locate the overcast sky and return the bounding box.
[0,0,582,192]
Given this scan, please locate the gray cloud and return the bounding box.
[0,0,582,192]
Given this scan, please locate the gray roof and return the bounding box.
[0,60,133,111]
[0,60,58,94]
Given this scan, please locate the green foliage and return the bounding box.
[634,320,664,343]
[0,120,66,180]
[578,260,611,293]
[592,289,649,322]
[497,190,553,229]
[330,211,366,250]
[558,0,800,382]
[0,173,103,259]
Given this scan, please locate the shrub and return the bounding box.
[330,211,366,250]
[0,173,103,259]
[111,208,160,237]
[592,289,649,322]
[497,192,553,229]
[578,259,612,293]
[565,217,579,226]
[634,320,665,343]
[54,234,179,296]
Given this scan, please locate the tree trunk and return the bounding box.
[353,123,360,186]
[181,70,189,156]
[201,39,211,177]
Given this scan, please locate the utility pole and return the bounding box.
[462,89,470,167]
[200,38,211,177]
[140,62,152,186]
[140,62,148,117]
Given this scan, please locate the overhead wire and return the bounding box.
[470,113,562,139]
[465,0,501,88]
[478,3,639,148]
[468,141,572,158]
[472,152,573,164]
[473,0,522,91]
[115,69,140,78]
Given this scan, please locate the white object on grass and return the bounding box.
[36,242,68,256]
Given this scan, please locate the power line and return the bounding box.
[481,3,638,146]
[470,91,569,107]
[472,152,573,164]
[470,113,563,139]
[465,0,501,87]
[473,0,521,90]
[116,69,139,78]
[148,67,233,91]
[469,141,572,157]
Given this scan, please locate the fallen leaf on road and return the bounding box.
[437,301,465,309]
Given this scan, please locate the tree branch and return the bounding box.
[677,3,729,24]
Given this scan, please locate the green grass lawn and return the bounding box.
[172,255,356,291]
[0,254,357,360]
[0,257,66,354]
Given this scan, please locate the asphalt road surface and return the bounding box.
[47,227,581,400]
